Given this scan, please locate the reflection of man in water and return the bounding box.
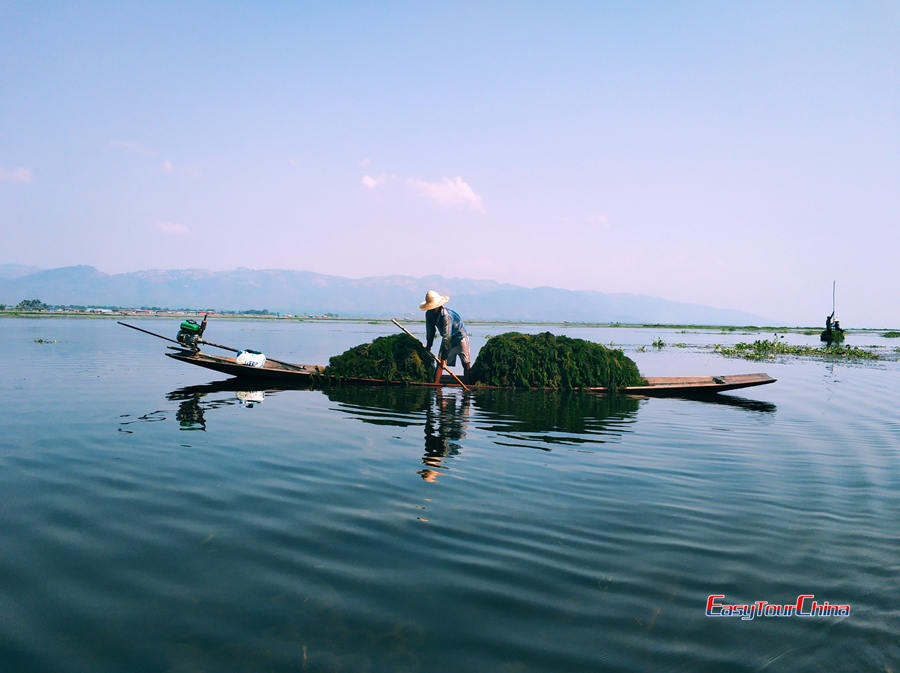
[420,389,470,482]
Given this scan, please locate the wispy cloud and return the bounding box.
[0,166,33,183]
[159,160,201,178]
[109,139,156,157]
[155,220,190,235]
[361,173,387,189]
[359,157,370,168]
[406,176,485,214]
[288,158,298,167]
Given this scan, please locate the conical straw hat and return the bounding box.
[419,289,450,311]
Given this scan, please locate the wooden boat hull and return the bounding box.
[165,350,776,397]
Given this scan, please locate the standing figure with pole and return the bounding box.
[419,290,472,385]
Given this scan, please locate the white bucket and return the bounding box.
[236,349,266,367]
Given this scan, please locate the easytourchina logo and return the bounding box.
[706,595,850,621]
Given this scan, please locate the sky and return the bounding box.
[0,1,897,326]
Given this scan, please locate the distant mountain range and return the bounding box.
[0,265,770,324]
[0,264,43,279]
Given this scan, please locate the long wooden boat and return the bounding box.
[165,348,776,397]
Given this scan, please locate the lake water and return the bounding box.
[3,317,899,672]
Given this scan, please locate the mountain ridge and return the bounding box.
[0,265,771,324]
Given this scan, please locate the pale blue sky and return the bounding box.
[1,1,897,325]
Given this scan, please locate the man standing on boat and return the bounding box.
[420,290,471,385]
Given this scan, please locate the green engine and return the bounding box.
[176,318,206,350]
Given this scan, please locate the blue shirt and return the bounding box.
[426,306,468,348]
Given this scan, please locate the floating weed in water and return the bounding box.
[672,343,689,348]
[33,338,59,344]
[651,337,665,349]
[715,339,880,360]
[882,331,900,338]
[636,345,647,352]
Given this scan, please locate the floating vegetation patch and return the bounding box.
[33,338,59,343]
[715,339,879,360]
[470,332,644,388]
[322,334,435,382]
[652,337,665,349]
[882,331,900,338]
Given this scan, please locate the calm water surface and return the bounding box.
[2,318,898,672]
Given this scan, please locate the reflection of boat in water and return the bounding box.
[161,381,274,431]
[160,381,776,436]
[323,384,775,480]
[127,381,774,478]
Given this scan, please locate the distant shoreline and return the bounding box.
[3,309,896,332]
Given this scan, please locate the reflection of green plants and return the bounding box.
[715,339,879,360]
[475,389,640,434]
[672,343,688,348]
[323,384,431,415]
[652,337,665,349]
[882,331,900,338]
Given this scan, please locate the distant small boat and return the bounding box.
[821,280,844,343]
[820,327,845,343]
[165,348,777,397]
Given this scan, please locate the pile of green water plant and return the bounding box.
[470,332,644,388]
[322,334,435,382]
[882,331,900,338]
[714,339,879,360]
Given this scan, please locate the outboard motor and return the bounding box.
[176,315,207,351]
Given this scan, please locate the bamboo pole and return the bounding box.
[391,319,470,391]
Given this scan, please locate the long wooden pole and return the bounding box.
[117,321,303,370]
[391,319,470,391]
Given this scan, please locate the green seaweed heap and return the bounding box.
[323,334,436,382]
[470,332,644,389]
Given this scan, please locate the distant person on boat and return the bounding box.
[420,290,471,385]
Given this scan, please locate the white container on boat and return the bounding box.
[236,349,266,367]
